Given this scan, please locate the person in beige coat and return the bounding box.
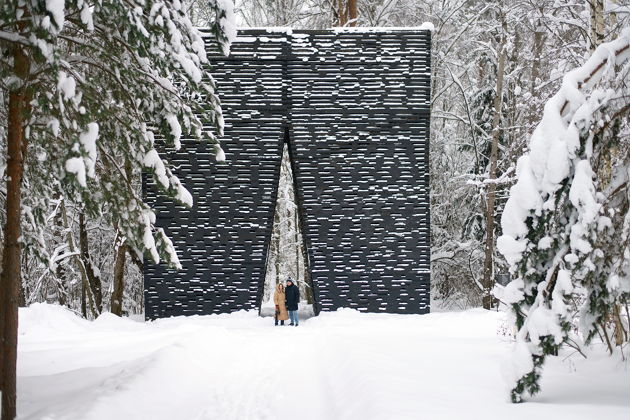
[273,283,289,326]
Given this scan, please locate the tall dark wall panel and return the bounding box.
[144,29,431,319]
[143,32,289,319]
[288,31,431,313]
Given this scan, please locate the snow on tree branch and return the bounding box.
[497,27,630,403]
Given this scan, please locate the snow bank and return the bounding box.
[16,304,630,420]
[19,302,88,336]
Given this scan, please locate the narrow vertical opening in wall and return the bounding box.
[260,129,315,318]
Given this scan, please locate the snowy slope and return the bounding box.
[17,304,630,420]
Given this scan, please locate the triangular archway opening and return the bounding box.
[260,130,315,318]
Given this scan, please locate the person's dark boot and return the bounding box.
[280,320,284,326]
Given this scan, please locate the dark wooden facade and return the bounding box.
[144,29,431,319]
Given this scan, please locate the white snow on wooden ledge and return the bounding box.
[331,23,435,33]
[201,24,435,38]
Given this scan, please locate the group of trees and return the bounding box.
[0,0,234,418]
[0,0,628,416]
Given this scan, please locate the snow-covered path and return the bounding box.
[16,304,630,420]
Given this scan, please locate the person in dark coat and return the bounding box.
[285,278,300,326]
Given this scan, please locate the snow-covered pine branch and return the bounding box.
[1,0,235,269]
[497,27,630,403]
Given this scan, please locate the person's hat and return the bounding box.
[286,278,293,283]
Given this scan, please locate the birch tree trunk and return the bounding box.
[337,0,347,26]
[590,0,605,51]
[481,20,507,310]
[274,210,281,285]
[589,1,627,348]
[530,18,546,101]
[53,199,69,306]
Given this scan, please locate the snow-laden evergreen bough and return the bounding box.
[496,28,630,403]
[0,0,235,266]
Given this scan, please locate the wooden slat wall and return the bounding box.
[144,29,431,319]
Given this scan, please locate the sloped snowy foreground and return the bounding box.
[16,304,629,420]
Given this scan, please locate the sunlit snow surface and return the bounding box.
[17,304,630,420]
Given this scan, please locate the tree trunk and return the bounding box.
[337,0,347,26]
[347,0,358,26]
[528,17,546,128]
[49,193,69,306]
[81,279,87,318]
[110,158,134,316]
[613,304,626,346]
[609,0,620,38]
[0,39,30,420]
[55,267,68,307]
[590,0,605,51]
[110,233,127,316]
[79,211,103,312]
[530,19,545,96]
[274,210,280,285]
[60,201,98,318]
[55,248,69,307]
[481,22,507,310]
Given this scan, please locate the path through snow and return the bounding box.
[16,304,630,420]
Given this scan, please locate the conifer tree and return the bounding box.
[497,28,630,403]
[0,1,235,417]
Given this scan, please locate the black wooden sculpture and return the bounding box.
[144,28,431,319]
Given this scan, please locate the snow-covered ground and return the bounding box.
[17,304,630,420]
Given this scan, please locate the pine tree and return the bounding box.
[497,28,630,403]
[0,1,235,417]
